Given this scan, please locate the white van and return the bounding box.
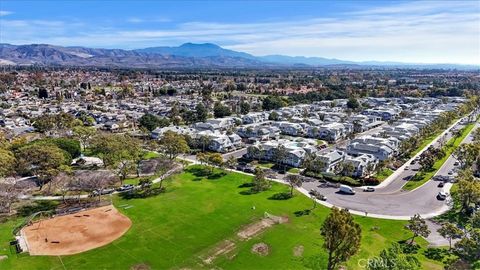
[339,185,355,195]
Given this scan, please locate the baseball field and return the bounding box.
[0,166,442,269]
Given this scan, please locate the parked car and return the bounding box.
[437,182,445,188]
[363,187,375,192]
[437,191,447,200]
[317,194,327,201]
[339,185,355,195]
[405,166,409,170]
[454,161,460,166]
[309,189,327,201]
[117,184,134,192]
[448,170,454,175]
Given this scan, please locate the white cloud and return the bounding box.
[0,10,13,16]
[1,1,479,64]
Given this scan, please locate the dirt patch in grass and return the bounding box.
[251,243,270,256]
[130,263,151,270]
[293,245,304,257]
[237,214,289,240]
[201,240,236,265]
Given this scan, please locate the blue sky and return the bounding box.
[1,0,479,64]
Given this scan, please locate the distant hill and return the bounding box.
[259,54,356,65]
[135,43,257,59]
[0,43,477,70]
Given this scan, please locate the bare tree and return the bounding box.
[0,180,18,213]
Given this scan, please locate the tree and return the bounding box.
[272,145,287,172]
[139,113,161,131]
[268,111,280,121]
[419,151,435,171]
[438,222,463,249]
[198,135,210,152]
[0,181,18,213]
[453,228,480,263]
[196,152,208,165]
[262,95,286,110]
[225,156,237,169]
[472,128,480,142]
[0,149,16,178]
[251,168,271,192]
[195,103,208,122]
[453,143,480,170]
[207,153,224,171]
[469,211,480,229]
[405,214,430,244]
[159,131,190,160]
[73,126,96,151]
[240,101,250,115]
[90,134,142,183]
[340,161,355,179]
[321,207,362,270]
[213,102,232,118]
[346,97,360,110]
[15,144,68,188]
[286,174,302,196]
[366,243,421,270]
[456,176,480,214]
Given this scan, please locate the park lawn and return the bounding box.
[257,162,275,169]
[287,167,301,174]
[0,166,441,270]
[374,168,394,182]
[142,151,160,160]
[403,123,475,191]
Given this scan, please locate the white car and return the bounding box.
[363,187,375,192]
[437,191,448,200]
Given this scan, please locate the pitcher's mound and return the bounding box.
[21,205,132,256]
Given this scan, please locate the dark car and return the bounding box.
[437,182,445,188]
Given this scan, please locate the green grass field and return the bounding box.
[403,123,476,191]
[373,168,394,182]
[0,166,442,270]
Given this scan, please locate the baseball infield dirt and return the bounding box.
[21,205,132,256]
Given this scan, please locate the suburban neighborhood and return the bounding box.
[1,1,480,269]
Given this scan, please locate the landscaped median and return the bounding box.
[403,122,476,191]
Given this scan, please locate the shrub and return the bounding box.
[294,209,311,217]
[424,248,449,261]
[269,192,293,200]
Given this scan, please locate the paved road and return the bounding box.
[300,119,479,218]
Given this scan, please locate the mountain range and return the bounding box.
[0,43,477,70]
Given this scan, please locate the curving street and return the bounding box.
[299,119,479,219]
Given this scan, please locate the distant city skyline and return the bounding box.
[0,0,479,65]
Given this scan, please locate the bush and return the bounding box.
[424,248,449,261]
[238,182,255,188]
[398,240,420,254]
[294,209,311,217]
[269,192,293,200]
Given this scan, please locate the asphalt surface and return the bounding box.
[300,119,479,217]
